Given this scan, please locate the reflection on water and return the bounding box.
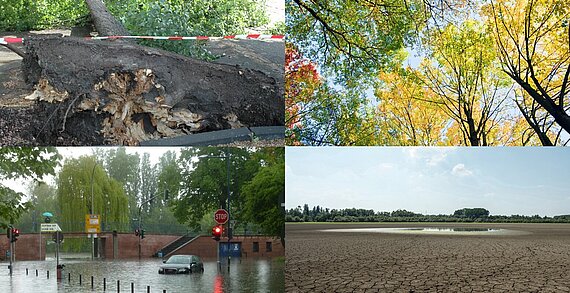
[321,227,529,235]
[213,274,224,293]
[404,228,500,232]
[0,257,284,293]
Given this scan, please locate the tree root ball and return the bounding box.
[22,35,284,145]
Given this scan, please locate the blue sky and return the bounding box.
[286,147,570,216]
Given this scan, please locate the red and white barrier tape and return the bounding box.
[0,37,23,44]
[1,34,283,44]
[86,34,284,40]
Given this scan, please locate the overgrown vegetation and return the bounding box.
[0,0,274,60]
[0,0,89,31]
[287,204,570,223]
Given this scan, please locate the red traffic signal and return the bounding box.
[212,225,223,241]
[9,228,20,242]
[135,229,145,239]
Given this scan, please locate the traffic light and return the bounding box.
[212,225,223,241]
[11,228,19,242]
[135,229,145,239]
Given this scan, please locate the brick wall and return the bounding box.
[172,236,284,259]
[0,233,283,261]
[103,233,179,259]
[0,234,46,261]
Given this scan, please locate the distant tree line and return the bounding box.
[286,205,570,223]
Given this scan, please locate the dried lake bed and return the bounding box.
[286,222,570,292]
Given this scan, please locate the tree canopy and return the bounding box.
[287,205,569,223]
[0,147,60,228]
[242,149,285,243]
[57,156,130,233]
[171,147,285,238]
[286,0,570,145]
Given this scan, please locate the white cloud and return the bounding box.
[452,163,473,177]
[427,152,447,166]
[403,148,418,159]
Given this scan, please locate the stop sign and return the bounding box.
[214,209,229,225]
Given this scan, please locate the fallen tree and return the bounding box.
[22,35,283,145]
[4,0,283,145]
[84,0,131,37]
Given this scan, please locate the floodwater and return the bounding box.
[0,255,284,293]
[322,227,531,235]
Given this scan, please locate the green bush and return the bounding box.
[1,0,270,60]
[0,0,88,31]
[108,0,269,59]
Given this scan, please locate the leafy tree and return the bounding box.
[141,151,187,234]
[57,156,129,235]
[391,209,420,217]
[286,205,570,223]
[0,0,88,31]
[419,20,511,146]
[15,182,58,233]
[285,44,322,145]
[107,0,269,59]
[139,153,157,214]
[453,208,490,218]
[1,0,272,60]
[287,0,424,86]
[171,147,285,236]
[156,150,182,201]
[483,0,570,143]
[102,147,140,223]
[172,147,255,229]
[0,147,60,228]
[242,149,285,244]
[375,69,449,145]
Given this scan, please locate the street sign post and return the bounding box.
[40,223,61,261]
[40,223,62,232]
[214,209,229,225]
[85,214,100,234]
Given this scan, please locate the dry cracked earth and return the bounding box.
[286,223,570,293]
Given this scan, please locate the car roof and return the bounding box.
[170,254,199,257]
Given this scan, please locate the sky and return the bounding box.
[286,147,570,217]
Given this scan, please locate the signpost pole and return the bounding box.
[8,227,13,277]
[138,206,142,260]
[226,154,231,271]
[56,232,59,270]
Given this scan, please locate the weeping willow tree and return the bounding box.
[57,156,129,251]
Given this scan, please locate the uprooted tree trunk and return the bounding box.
[23,35,284,145]
[17,0,283,145]
[85,0,131,36]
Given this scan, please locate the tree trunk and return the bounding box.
[84,0,130,36]
[23,35,283,145]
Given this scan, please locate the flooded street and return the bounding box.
[1,256,284,292]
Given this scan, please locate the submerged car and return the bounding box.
[158,255,204,274]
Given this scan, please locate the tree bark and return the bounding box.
[84,0,130,36]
